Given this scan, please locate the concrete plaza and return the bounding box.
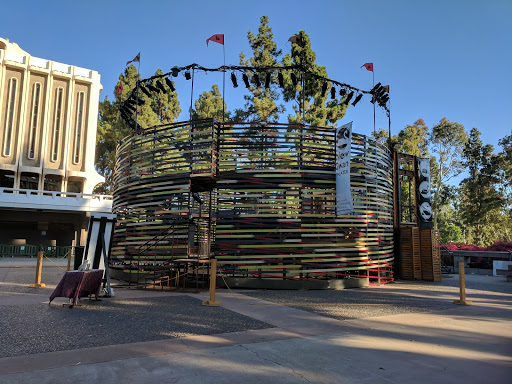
[0,257,510,383]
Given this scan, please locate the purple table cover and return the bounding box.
[49,269,103,307]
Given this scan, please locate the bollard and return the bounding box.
[30,251,46,288]
[66,249,73,271]
[202,258,221,306]
[453,259,472,305]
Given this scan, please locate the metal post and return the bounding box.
[202,258,221,306]
[30,251,46,288]
[453,259,473,305]
[66,248,73,271]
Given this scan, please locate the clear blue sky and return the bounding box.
[2,0,511,155]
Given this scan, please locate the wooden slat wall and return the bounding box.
[399,227,421,280]
[111,120,395,285]
[420,228,441,282]
[111,120,216,273]
[215,124,394,285]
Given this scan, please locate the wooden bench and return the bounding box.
[496,265,512,282]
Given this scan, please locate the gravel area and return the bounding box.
[1,262,510,359]
[242,275,512,321]
[0,295,271,358]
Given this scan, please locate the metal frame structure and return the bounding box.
[111,119,395,288]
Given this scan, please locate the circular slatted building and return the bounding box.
[111,119,394,288]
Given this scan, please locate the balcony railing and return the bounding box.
[0,188,113,213]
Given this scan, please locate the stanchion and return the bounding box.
[202,258,221,306]
[30,251,46,288]
[453,259,472,305]
[66,248,73,271]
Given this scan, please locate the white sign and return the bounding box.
[336,122,353,215]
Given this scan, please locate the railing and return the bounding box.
[0,187,112,200]
[0,188,113,212]
[0,244,74,258]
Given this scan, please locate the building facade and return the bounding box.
[0,37,111,249]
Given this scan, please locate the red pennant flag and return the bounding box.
[206,34,224,46]
[126,52,140,66]
[361,62,373,72]
[116,81,123,97]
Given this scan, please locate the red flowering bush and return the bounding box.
[441,241,512,252]
[486,241,512,252]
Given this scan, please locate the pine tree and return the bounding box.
[94,66,180,193]
[148,68,181,125]
[192,84,228,122]
[237,15,283,123]
[282,30,348,128]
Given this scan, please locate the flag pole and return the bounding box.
[373,69,375,134]
[117,88,122,142]
[222,40,225,123]
[136,59,140,131]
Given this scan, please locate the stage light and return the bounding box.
[291,72,297,87]
[371,82,382,97]
[265,73,271,88]
[321,82,328,97]
[345,91,354,105]
[253,73,261,87]
[330,86,336,99]
[243,73,250,88]
[374,85,385,98]
[171,67,179,77]
[184,71,191,80]
[136,96,145,105]
[231,73,238,88]
[379,95,389,107]
[192,192,204,204]
[278,72,284,88]
[339,88,346,97]
[147,84,159,93]
[352,93,363,106]
[165,77,175,92]
[156,80,167,93]
[140,86,151,97]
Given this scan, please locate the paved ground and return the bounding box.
[0,257,511,383]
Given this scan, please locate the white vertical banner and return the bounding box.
[336,122,353,215]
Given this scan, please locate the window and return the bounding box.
[3,78,17,156]
[67,179,83,193]
[0,170,15,188]
[28,83,41,159]
[19,173,39,190]
[51,87,63,162]
[73,92,84,164]
[44,174,62,191]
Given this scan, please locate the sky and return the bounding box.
[2,0,511,167]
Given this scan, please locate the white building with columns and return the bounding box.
[0,37,111,249]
